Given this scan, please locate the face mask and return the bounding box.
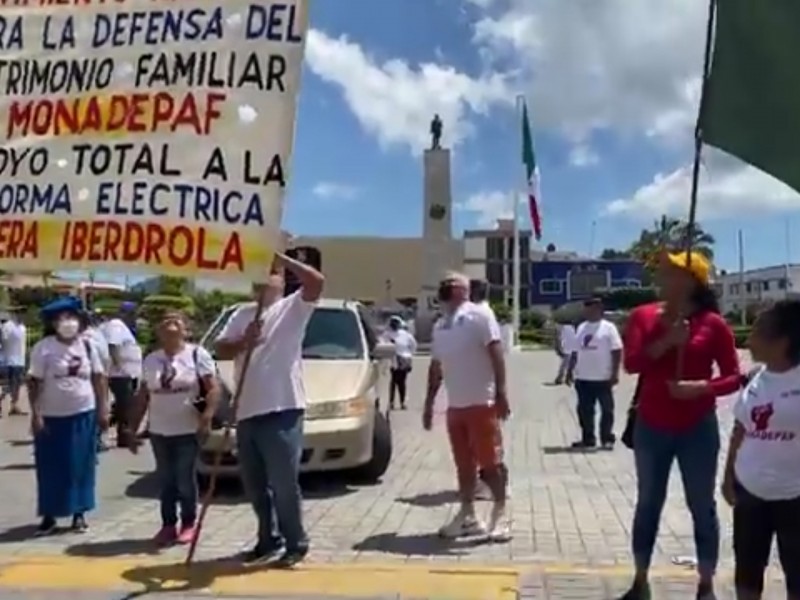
[438,283,454,303]
[56,318,80,339]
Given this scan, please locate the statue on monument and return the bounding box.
[430,114,443,150]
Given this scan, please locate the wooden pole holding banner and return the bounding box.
[677,0,717,377]
[185,293,265,565]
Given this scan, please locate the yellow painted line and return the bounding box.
[0,557,520,599]
[0,556,783,597]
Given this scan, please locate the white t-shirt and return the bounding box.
[83,327,111,370]
[572,319,623,381]
[101,318,142,378]
[387,329,417,369]
[558,324,577,355]
[28,336,104,417]
[143,344,216,436]
[216,291,316,421]
[432,302,501,409]
[1,321,26,367]
[734,365,800,500]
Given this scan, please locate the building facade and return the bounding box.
[529,259,644,309]
[463,219,532,307]
[717,264,800,315]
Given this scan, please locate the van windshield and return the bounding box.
[202,305,365,360]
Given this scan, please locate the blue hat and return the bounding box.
[40,296,83,319]
[120,301,137,311]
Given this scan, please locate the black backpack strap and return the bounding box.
[193,345,208,398]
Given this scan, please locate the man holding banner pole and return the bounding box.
[214,252,324,567]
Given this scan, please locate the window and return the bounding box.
[302,308,365,360]
[486,262,504,286]
[623,279,641,288]
[540,279,563,295]
[779,278,788,290]
[729,284,739,295]
[486,238,504,261]
[569,270,608,298]
[746,282,752,293]
[200,305,241,351]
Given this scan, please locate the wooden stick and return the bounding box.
[677,0,717,378]
[185,295,265,565]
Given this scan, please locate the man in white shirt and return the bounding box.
[214,252,324,568]
[424,272,510,541]
[84,311,111,451]
[553,321,577,385]
[0,310,27,416]
[385,317,417,410]
[565,298,623,450]
[101,307,143,447]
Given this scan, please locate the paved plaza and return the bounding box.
[0,351,786,599]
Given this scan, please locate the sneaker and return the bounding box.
[34,517,57,537]
[487,504,511,542]
[70,514,88,533]
[153,525,178,547]
[438,510,487,539]
[618,581,651,600]
[275,547,308,569]
[176,524,196,545]
[241,545,285,566]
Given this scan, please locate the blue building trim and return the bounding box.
[530,260,644,307]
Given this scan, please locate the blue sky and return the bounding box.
[280,0,800,273]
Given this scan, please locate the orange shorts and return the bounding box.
[446,405,503,478]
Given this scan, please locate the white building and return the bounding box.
[717,264,800,315]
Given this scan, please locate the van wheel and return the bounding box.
[353,411,392,482]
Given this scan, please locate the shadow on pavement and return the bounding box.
[0,524,39,543]
[395,490,458,507]
[0,463,34,471]
[542,445,597,455]
[118,555,263,599]
[125,470,358,504]
[6,439,33,447]
[352,531,486,557]
[66,537,161,558]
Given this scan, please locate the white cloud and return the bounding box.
[305,29,511,155]
[312,181,360,201]
[568,144,600,168]
[458,189,525,228]
[605,151,800,219]
[472,0,708,145]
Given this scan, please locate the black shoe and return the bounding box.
[71,514,88,533]
[400,403,407,410]
[571,440,596,450]
[618,581,651,600]
[275,547,308,569]
[696,582,716,600]
[241,545,284,566]
[601,440,615,451]
[35,517,57,537]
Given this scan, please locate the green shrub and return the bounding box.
[519,328,554,345]
[731,326,750,349]
[597,286,658,310]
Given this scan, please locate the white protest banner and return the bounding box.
[0,0,308,280]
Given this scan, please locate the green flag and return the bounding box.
[700,0,800,194]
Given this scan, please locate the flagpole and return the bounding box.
[512,94,525,348]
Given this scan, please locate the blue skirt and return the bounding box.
[34,410,97,518]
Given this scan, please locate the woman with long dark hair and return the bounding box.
[28,297,108,535]
[619,252,741,600]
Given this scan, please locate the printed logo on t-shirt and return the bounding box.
[582,334,595,348]
[66,355,82,377]
[160,361,177,391]
[747,402,796,441]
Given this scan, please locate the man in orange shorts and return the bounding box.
[423,272,510,541]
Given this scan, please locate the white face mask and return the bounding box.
[56,318,80,339]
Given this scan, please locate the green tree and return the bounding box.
[628,215,715,267]
[599,248,631,260]
[157,276,191,296]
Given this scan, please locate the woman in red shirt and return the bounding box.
[619,252,741,600]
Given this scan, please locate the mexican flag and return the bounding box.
[700,0,800,194]
[521,100,543,240]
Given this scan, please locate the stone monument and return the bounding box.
[415,116,454,343]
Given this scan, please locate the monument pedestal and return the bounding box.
[416,148,454,344]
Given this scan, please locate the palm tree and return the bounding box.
[628,215,715,267]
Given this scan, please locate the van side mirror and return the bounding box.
[372,342,395,361]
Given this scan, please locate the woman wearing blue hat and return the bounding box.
[28,297,109,535]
